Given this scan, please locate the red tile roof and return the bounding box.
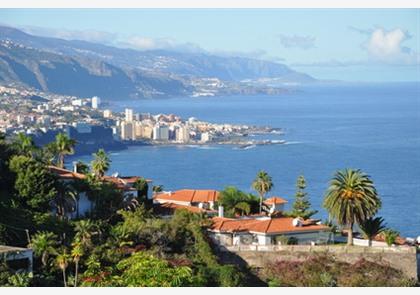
[154,189,219,203]
[264,197,288,205]
[154,202,211,214]
[210,216,329,235]
[48,166,86,180]
[48,166,150,191]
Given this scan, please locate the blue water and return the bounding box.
[70,82,420,237]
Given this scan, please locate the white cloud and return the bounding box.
[364,28,419,65]
[278,34,316,50]
[20,25,117,44]
[120,36,204,53]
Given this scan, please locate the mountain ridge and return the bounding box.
[0,25,316,99]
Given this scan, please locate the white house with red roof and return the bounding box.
[153,189,220,211]
[263,197,288,213]
[48,165,152,218]
[209,215,332,246]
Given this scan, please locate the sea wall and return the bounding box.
[217,245,419,280]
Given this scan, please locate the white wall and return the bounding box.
[274,204,285,212]
[154,199,191,206]
[274,231,332,245]
[353,238,388,247]
[257,235,272,245]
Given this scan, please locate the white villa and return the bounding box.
[49,165,152,218]
[208,215,333,246]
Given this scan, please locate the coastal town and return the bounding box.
[0,85,284,153]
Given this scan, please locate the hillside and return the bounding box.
[0,26,315,99]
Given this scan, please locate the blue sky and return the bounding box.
[0,9,419,81]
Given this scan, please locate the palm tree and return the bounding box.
[252,170,274,214]
[55,249,70,287]
[54,133,76,168]
[134,177,149,201]
[91,149,110,178]
[13,132,36,157]
[233,202,251,216]
[359,216,386,246]
[383,229,400,246]
[74,220,98,250]
[71,240,84,287]
[30,231,58,267]
[51,183,77,220]
[323,169,382,245]
[152,185,164,197]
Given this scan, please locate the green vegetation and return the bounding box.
[323,169,382,245]
[383,229,400,246]
[0,132,413,287]
[91,149,110,178]
[53,133,76,169]
[217,186,259,217]
[262,254,416,287]
[252,170,273,213]
[275,235,298,245]
[359,216,386,246]
[288,175,317,219]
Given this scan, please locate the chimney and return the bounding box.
[72,161,78,173]
[292,218,302,227]
[218,205,224,218]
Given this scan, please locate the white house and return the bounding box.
[153,189,219,211]
[49,165,152,218]
[208,215,333,246]
[263,197,288,213]
[0,245,33,273]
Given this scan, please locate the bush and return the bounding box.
[275,235,290,245]
[275,235,298,245]
[261,254,414,287]
[383,229,399,246]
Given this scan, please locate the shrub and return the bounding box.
[275,235,298,245]
[275,235,290,245]
[383,229,399,246]
[261,253,413,287]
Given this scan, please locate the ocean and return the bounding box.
[69,82,420,237]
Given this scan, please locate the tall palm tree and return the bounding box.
[54,133,76,168]
[74,220,98,250]
[134,177,149,201]
[359,216,386,246]
[55,249,70,287]
[252,170,273,214]
[13,132,36,157]
[323,169,382,245]
[71,240,84,287]
[51,183,77,220]
[91,149,110,178]
[30,231,58,267]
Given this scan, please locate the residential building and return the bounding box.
[0,245,33,273]
[153,189,219,211]
[201,132,212,143]
[72,99,83,107]
[153,124,169,141]
[263,197,288,213]
[125,108,134,122]
[176,125,190,143]
[91,96,101,109]
[121,121,135,140]
[49,165,153,219]
[209,216,332,246]
[103,109,112,118]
